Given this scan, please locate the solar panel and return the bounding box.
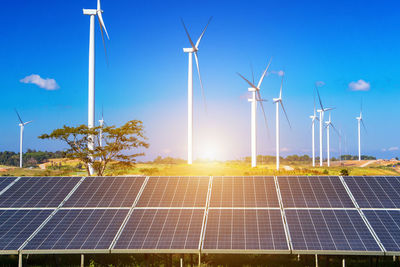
[209,176,279,208]
[0,209,52,251]
[285,209,381,253]
[63,176,145,208]
[24,209,128,251]
[363,210,400,253]
[0,177,16,193]
[278,176,354,208]
[0,177,81,208]
[114,209,204,250]
[344,176,400,208]
[202,209,288,252]
[136,177,209,207]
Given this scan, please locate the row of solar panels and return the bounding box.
[0,176,399,256]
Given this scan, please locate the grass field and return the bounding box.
[0,159,399,177]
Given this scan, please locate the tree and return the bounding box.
[39,120,149,176]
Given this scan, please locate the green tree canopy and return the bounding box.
[39,120,149,176]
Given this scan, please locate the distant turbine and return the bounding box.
[99,108,104,147]
[181,17,212,164]
[325,113,340,167]
[356,101,366,161]
[309,90,319,167]
[83,0,109,175]
[273,74,291,171]
[237,59,271,167]
[15,110,32,168]
[316,87,334,166]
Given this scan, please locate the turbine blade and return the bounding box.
[316,86,324,110]
[361,119,367,133]
[97,11,109,40]
[257,58,272,89]
[24,120,33,125]
[195,16,212,49]
[181,18,196,50]
[280,101,291,129]
[331,123,340,136]
[97,0,101,10]
[98,15,109,66]
[279,75,284,99]
[237,72,258,89]
[313,88,316,116]
[15,109,23,124]
[250,62,255,85]
[194,52,207,113]
[257,94,270,138]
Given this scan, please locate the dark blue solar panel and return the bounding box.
[24,209,128,250]
[63,176,145,207]
[0,177,81,208]
[286,209,381,252]
[203,209,288,251]
[363,210,400,252]
[278,176,354,208]
[0,177,16,193]
[345,176,400,208]
[0,209,52,250]
[114,209,204,250]
[210,176,280,208]
[136,177,209,207]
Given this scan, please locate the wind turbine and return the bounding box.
[356,101,366,161]
[309,91,319,167]
[83,0,109,175]
[99,108,104,147]
[325,113,340,167]
[316,87,334,166]
[15,110,32,168]
[273,74,291,171]
[181,17,212,165]
[237,59,272,167]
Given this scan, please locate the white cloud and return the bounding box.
[20,74,59,90]
[271,70,285,76]
[349,79,370,91]
[315,81,325,87]
[389,146,399,151]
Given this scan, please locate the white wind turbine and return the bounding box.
[356,102,366,161]
[325,113,340,167]
[15,110,32,168]
[316,87,334,166]
[83,0,109,175]
[273,74,291,171]
[99,108,105,147]
[237,60,272,167]
[181,17,212,165]
[309,91,319,167]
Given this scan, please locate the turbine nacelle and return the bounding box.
[83,9,97,15]
[183,47,197,53]
[273,97,281,103]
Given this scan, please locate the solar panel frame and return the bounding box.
[209,176,280,208]
[278,176,355,208]
[63,176,146,208]
[0,177,18,195]
[0,177,81,208]
[344,176,400,209]
[285,209,384,255]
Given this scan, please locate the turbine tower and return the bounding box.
[356,102,366,161]
[316,87,334,166]
[325,113,339,167]
[273,74,291,171]
[237,59,271,167]
[83,0,109,175]
[309,91,319,167]
[15,110,32,168]
[181,17,212,165]
[99,108,104,147]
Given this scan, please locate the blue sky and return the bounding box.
[1,0,400,160]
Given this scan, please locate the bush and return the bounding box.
[323,169,329,175]
[340,169,349,176]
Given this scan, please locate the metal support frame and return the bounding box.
[315,254,318,267]
[81,254,84,267]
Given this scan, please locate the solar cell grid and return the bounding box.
[286,209,381,252]
[114,209,204,250]
[202,209,288,251]
[63,176,145,207]
[363,210,400,252]
[24,209,128,250]
[278,176,354,208]
[136,177,209,207]
[345,176,400,208]
[210,176,279,208]
[0,177,16,193]
[0,177,81,208]
[0,209,52,251]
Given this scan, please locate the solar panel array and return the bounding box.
[0,175,398,256]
